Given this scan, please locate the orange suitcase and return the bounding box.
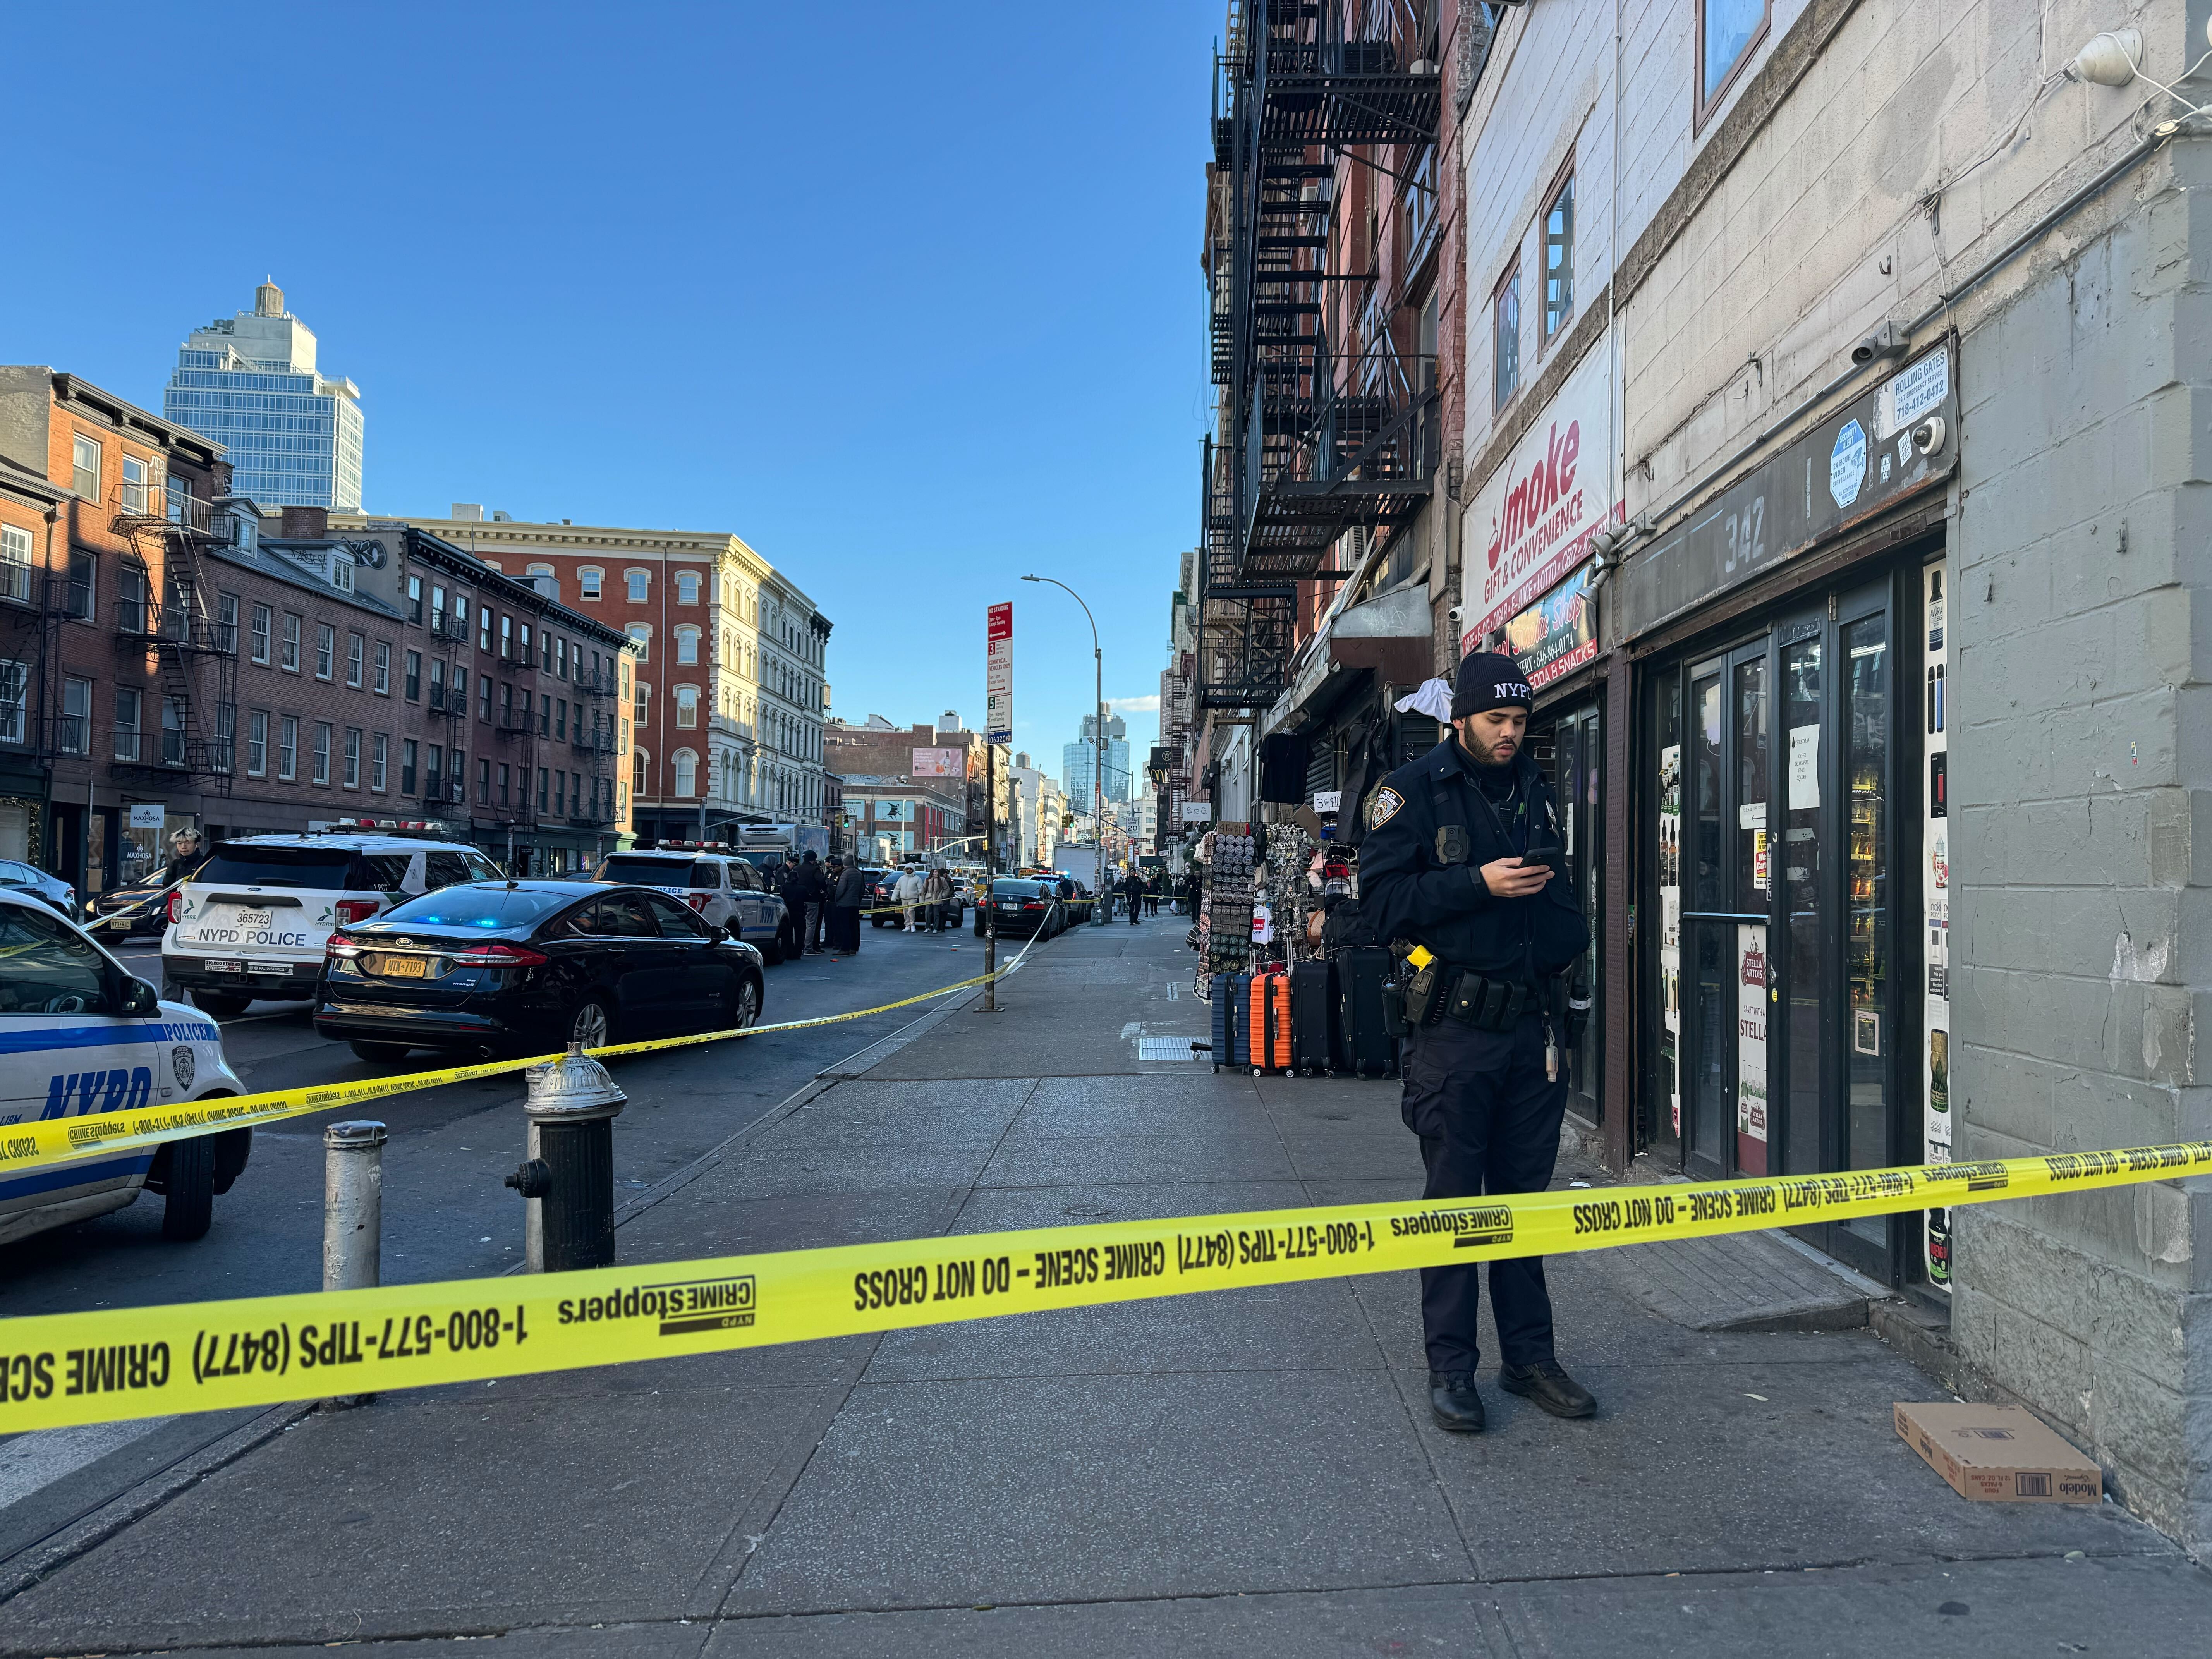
[1248,969,1292,1074]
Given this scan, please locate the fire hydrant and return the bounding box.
[505,1043,627,1271]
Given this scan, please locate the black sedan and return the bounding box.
[972,878,1065,939]
[312,880,765,1062]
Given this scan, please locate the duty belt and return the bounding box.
[1434,967,1540,1032]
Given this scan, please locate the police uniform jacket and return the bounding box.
[1357,740,1590,983]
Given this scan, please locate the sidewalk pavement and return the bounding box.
[3,921,2209,1656]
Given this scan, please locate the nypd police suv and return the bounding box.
[0,889,248,1248]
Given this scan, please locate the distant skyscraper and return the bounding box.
[164,279,364,509]
[1063,713,1132,811]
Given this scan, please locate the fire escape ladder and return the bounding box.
[112,489,235,793]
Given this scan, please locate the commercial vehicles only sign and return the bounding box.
[986,603,1013,744]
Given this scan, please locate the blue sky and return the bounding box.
[3,2,1215,785]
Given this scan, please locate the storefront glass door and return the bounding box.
[1646,576,1907,1281]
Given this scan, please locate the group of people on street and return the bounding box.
[771,850,864,955]
[895,866,959,932]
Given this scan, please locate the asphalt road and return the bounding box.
[0,916,1033,1322]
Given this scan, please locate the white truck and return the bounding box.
[1053,842,1109,922]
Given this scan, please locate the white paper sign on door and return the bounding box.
[1737,923,1769,1154]
[1788,725,1820,809]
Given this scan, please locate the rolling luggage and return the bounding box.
[1247,969,1291,1075]
[1289,959,1340,1076]
[1208,971,1238,1073]
[1336,947,1398,1079]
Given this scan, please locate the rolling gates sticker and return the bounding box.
[4,1140,2210,1434]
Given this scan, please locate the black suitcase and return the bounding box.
[1208,971,1240,1073]
[1228,972,1256,1070]
[1289,960,1340,1076]
[1336,947,1398,1079]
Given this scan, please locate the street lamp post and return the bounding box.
[1021,574,1106,923]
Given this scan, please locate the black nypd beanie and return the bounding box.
[1450,652,1534,719]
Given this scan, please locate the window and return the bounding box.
[58,678,89,754]
[406,574,423,624]
[520,622,532,663]
[282,613,302,672]
[0,903,116,1017]
[162,695,185,766]
[1493,262,1521,411]
[426,744,445,801]
[477,757,491,805]
[429,657,447,708]
[579,567,603,601]
[0,525,29,604]
[0,660,24,743]
[432,585,447,626]
[537,767,550,811]
[454,595,469,632]
[213,702,235,773]
[311,723,330,785]
[342,726,361,788]
[676,571,701,605]
[405,650,422,701]
[216,593,239,654]
[500,615,512,659]
[448,749,465,804]
[374,641,391,694]
[627,623,650,662]
[673,750,697,797]
[65,551,93,621]
[675,625,700,665]
[556,697,568,740]
[315,623,335,680]
[625,570,649,603]
[539,629,552,672]
[479,673,493,720]
[278,716,299,781]
[634,681,650,728]
[113,686,141,761]
[346,631,364,687]
[401,738,418,796]
[479,608,493,652]
[527,563,555,598]
[633,748,648,793]
[117,563,148,634]
[454,664,469,710]
[251,604,271,664]
[70,434,100,501]
[498,762,510,807]
[1700,1,1768,117]
[248,710,269,776]
[331,554,354,595]
[675,685,699,728]
[372,732,388,792]
[554,637,567,679]
[1544,173,1575,341]
[538,692,550,736]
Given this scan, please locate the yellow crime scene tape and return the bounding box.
[0,902,1061,1180]
[0,1140,2205,1434]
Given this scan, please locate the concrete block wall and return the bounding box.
[1950,136,2212,1549]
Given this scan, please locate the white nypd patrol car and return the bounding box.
[0,889,247,1247]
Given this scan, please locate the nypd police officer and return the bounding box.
[1357,653,1595,1433]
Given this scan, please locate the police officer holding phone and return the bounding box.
[1357,652,1595,1434]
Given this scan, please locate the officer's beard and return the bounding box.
[1452,723,1518,771]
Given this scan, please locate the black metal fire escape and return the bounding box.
[110,485,236,793]
[1200,0,1441,710]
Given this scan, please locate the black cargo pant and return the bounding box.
[1400,1010,1569,1374]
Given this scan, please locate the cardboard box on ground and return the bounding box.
[1894,1402,2102,1504]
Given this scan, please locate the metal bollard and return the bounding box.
[323,1120,388,1291]
[505,1044,627,1272]
[322,1119,387,1410]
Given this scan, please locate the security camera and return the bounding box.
[1446,605,1463,622]
[1851,321,1906,366]
[1911,415,1947,456]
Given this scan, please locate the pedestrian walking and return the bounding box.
[895,865,926,931]
[793,851,827,953]
[829,856,864,953]
[1144,871,1161,916]
[162,827,206,887]
[1358,652,1596,1435]
[921,865,954,931]
[1121,867,1145,926]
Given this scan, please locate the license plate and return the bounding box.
[1001,901,1019,910]
[232,908,273,927]
[377,956,429,979]
[204,958,243,974]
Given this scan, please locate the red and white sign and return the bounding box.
[986,602,1013,742]
[911,747,964,778]
[1462,350,1619,652]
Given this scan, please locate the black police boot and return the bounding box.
[1499,1358,1597,1419]
[1427,1371,1487,1433]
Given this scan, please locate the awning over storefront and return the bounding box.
[1278,584,1434,727]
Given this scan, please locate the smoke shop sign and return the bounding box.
[1463,349,1618,651]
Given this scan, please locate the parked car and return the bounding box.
[592,849,791,963]
[91,859,204,938]
[163,833,505,1017]
[0,891,250,1245]
[313,881,766,1061]
[973,877,1066,939]
[0,859,77,922]
[861,867,901,925]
